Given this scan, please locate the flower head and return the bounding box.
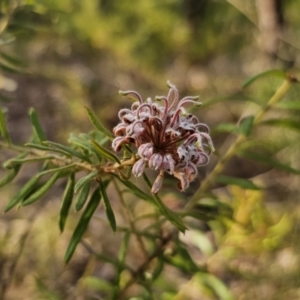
[112,82,214,193]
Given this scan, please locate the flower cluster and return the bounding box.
[112,82,214,193]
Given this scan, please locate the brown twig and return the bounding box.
[116,229,176,299]
[112,178,148,259]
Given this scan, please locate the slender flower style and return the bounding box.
[112,81,214,193]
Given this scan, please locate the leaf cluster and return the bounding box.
[0,106,119,264]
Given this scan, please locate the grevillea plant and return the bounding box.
[0,73,298,299]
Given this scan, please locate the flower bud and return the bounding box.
[162,154,175,174]
[113,123,127,136]
[151,171,164,194]
[149,153,163,170]
[132,159,146,177]
[112,136,126,152]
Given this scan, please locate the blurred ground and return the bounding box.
[0,0,300,299]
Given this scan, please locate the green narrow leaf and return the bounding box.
[143,174,186,233]
[89,251,116,264]
[164,241,199,273]
[22,172,62,206]
[68,134,103,162]
[29,108,46,142]
[154,194,186,232]
[68,133,94,152]
[77,133,104,162]
[4,162,48,212]
[187,198,233,221]
[74,170,98,193]
[5,175,39,211]
[37,164,76,178]
[59,173,75,232]
[213,123,238,134]
[90,130,110,146]
[216,175,261,190]
[243,70,287,88]
[74,181,91,212]
[91,139,120,164]
[0,152,28,188]
[152,253,165,280]
[0,62,21,74]
[115,175,154,203]
[34,277,61,300]
[239,115,254,136]
[0,106,11,144]
[0,167,20,188]
[99,180,116,232]
[0,33,15,46]
[43,141,91,163]
[85,106,114,138]
[112,231,130,298]
[275,101,300,110]
[260,119,300,133]
[25,142,72,157]
[64,187,102,264]
[198,273,234,300]
[0,51,26,67]
[3,156,54,169]
[82,276,113,294]
[118,230,130,270]
[241,151,300,175]
[201,93,255,108]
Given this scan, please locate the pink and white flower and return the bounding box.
[112,82,214,193]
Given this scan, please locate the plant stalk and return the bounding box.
[185,79,292,211]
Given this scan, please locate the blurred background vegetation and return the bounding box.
[0,0,300,299]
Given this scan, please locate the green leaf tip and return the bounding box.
[59,173,75,232]
[4,162,49,212]
[239,115,254,137]
[0,168,19,188]
[29,107,46,142]
[64,187,102,264]
[213,123,239,135]
[275,101,300,110]
[241,151,300,176]
[216,175,261,190]
[74,170,98,193]
[43,141,91,163]
[0,106,11,144]
[91,139,120,164]
[25,142,72,157]
[242,69,287,89]
[143,174,186,233]
[84,106,114,138]
[0,152,27,188]
[261,119,300,133]
[22,171,61,206]
[99,180,116,232]
[3,156,54,169]
[37,164,76,178]
[74,181,91,212]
